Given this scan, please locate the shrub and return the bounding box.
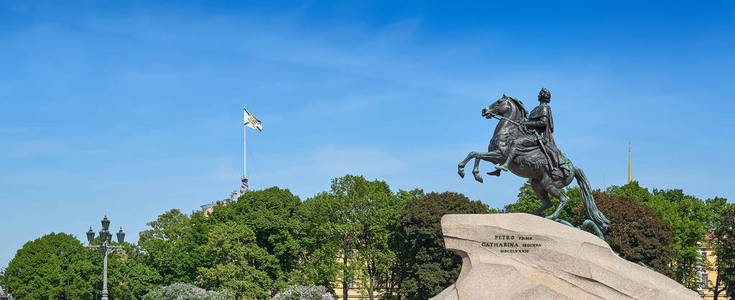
[272,285,335,300]
[142,282,234,300]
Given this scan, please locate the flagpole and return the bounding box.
[627,142,632,184]
[247,105,248,179]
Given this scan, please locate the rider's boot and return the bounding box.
[487,169,501,176]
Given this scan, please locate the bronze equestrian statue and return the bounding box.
[457,89,610,237]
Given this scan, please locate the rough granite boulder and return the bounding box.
[430,214,700,300]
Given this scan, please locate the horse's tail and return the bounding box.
[574,166,610,230]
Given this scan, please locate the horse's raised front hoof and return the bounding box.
[458,168,465,178]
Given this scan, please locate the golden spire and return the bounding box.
[628,142,632,184]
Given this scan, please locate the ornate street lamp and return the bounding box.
[117,227,125,244]
[86,216,125,300]
[86,227,95,243]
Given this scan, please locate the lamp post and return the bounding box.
[86,216,125,300]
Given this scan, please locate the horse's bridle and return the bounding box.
[490,114,523,129]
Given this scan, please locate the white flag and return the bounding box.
[244,108,262,132]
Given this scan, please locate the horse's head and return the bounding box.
[482,94,527,121]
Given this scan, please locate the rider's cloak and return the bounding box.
[528,103,556,149]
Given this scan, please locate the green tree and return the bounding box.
[570,192,675,275]
[503,180,582,221]
[335,175,404,300]
[713,206,735,299]
[0,233,98,299]
[393,192,489,300]
[206,187,303,295]
[197,221,272,298]
[383,188,425,297]
[341,177,405,300]
[607,182,713,288]
[299,175,405,300]
[138,209,206,286]
[296,192,343,291]
[107,243,162,299]
[605,181,654,203]
[705,197,731,229]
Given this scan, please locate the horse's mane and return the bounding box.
[505,95,528,118]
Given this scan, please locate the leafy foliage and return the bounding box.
[298,175,405,300]
[0,233,99,299]
[393,192,489,300]
[705,197,731,229]
[106,243,162,299]
[142,282,234,300]
[3,176,730,298]
[271,285,335,300]
[713,206,735,298]
[332,176,404,300]
[138,209,206,285]
[197,221,271,298]
[570,192,675,275]
[296,192,343,290]
[607,182,715,288]
[205,187,303,296]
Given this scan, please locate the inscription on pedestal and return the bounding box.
[481,235,542,253]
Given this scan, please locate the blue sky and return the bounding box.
[1,1,734,269]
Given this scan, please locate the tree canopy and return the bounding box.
[2,176,731,298]
[393,191,489,299]
[607,182,722,288]
[0,233,98,299]
[298,175,405,300]
[205,187,303,296]
[138,208,206,286]
[713,206,735,298]
[197,221,271,298]
[106,242,162,299]
[570,192,675,275]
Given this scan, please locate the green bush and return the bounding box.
[272,285,335,300]
[142,283,234,300]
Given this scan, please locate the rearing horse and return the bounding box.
[457,94,610,232]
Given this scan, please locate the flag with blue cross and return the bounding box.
[244,108,262,131]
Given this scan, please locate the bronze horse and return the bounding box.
[457,94,609,232]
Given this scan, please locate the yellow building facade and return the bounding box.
[332,251,395,299]
[698,232,732,299]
